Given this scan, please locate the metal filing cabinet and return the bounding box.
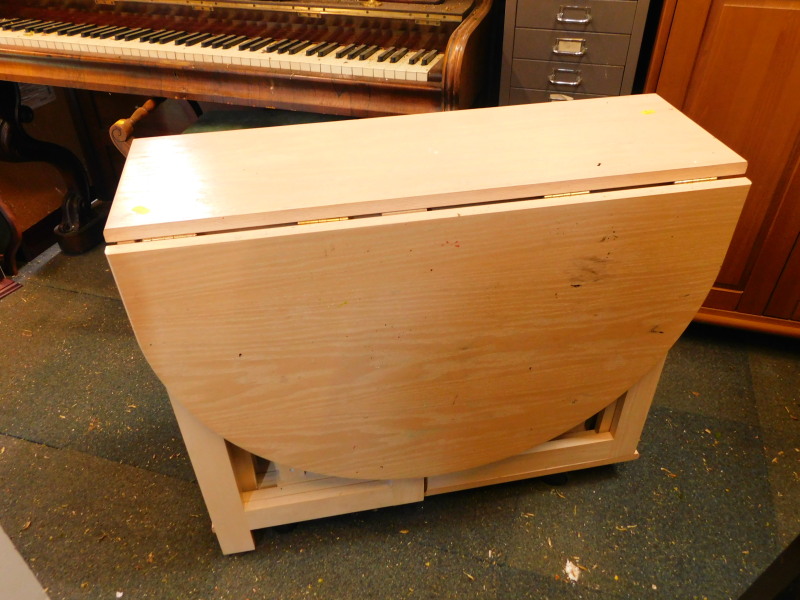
[499,0,651,104]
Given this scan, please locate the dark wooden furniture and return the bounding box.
[0,0,495,117]
[0,0,497,262]
[0,81,108,269]
[499,0,651,104]
[646,0,800,337]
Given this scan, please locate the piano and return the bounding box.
[0,0,494,116]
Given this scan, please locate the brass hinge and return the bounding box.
[543,190,590,199]
[674,176,717,185]
[141,233,197,242]
[297,217,349,226]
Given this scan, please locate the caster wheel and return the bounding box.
[540,472,569,486]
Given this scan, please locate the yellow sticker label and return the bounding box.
[132,206,150,215]
[642,110,656,115]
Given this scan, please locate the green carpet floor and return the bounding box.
[1,245,798,600]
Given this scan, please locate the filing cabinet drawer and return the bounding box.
[510,59,624,96]
[513,28,631,65]
[516,0,637,34]
[508,88,607,104]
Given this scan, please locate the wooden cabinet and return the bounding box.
[499,0,651,104]
[646,0,800,337]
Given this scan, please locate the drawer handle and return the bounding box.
[553,37,587,56]
[548,67,583,87]
[557,5,593,24]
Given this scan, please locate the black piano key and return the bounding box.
[141,30,166,43]
[277,40,305,54]
[177,32,206,46]
[8,19,41,31]
[148,30,177,43]
[288,40,312,55]
[347,44,367,60]
[305,41,328,56]
[5,18,34,26]
[114,27,144,40]
[40,21,70,33]
[0,18,26,28]
[57,23,86,35]
[360,45,380,60]
[13,19,42,31]
[377,47,395,62]
[172,31,196,45]
[96,26,127,39]
[139,29,166,42]
[264,39,289,52]
[45,22,78,34]
[210,34,236,48]
[316,42,339,57]
[63,24,96,36]
[80,25,108,37]
[155,30,181,43]
[5,18,36,28]
[408,49,426,65]
[35,21,67,33]
[158,31,186,44]
[127,28,156,41]
[86,25,117,37]
[15,20,47,32]
[220,35,248,49]
[420,49,438,65]
[88,25,119,38]
[27,21,57,33]
[275,40,294,54]
[237,37,261,50]
[248,38,272,51]
[186,32,214,46]
[120,28,150,41]
[200,34,226,47]
[335,44,356,59]
[389,48,409,63]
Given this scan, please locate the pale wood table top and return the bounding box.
[105,94,744,243]
[106,95,749,479]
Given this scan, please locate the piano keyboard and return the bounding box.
[0,18,444,82]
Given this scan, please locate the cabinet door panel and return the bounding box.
[764,237,800,319]
[679,2,800,292]
[647,0,800,333]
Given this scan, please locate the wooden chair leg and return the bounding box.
[169,397,256,554]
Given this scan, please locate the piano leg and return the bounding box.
[0,80,108,258]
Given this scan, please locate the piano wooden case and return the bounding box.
[105,94,749,554]
[0,0,494,115]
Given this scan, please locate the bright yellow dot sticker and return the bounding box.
[642,110,656,115]
[132,206,150,215]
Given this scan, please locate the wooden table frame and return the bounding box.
[170,358,664,554]
[105,95,748,554]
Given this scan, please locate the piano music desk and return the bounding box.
[104,95,749,554]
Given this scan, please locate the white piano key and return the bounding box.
[0,23,442,82]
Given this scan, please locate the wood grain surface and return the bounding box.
[104,94,745,243]
[107,177,748,479]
